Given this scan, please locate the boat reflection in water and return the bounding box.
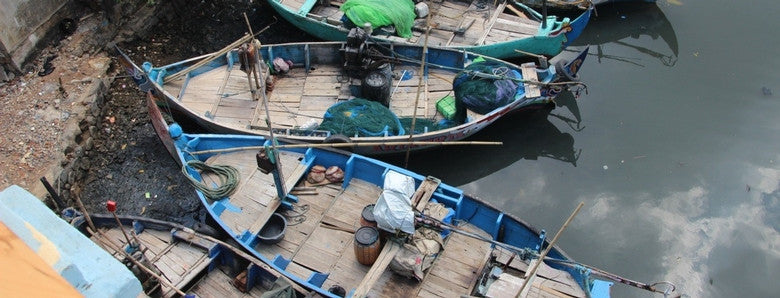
[571,2,678,67]
[385,90,583,187]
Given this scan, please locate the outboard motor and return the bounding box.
[344,27,369,75]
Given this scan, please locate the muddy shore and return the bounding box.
[14,0,312,227]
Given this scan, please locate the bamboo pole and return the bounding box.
[404,10,433,168]
[73,193,96,233]
[90,229,187,296]
[163,34,254,84]
[515,202,584,297]
[186,140,502,155]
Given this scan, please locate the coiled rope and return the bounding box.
[182,160,240,200]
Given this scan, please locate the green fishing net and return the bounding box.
[340,0,416,38]
[398,117,456,134]
[318,98,405,137]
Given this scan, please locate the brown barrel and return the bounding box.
[354,226,381,265]
[360,204,377,228]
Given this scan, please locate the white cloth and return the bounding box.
[373,170,415,234]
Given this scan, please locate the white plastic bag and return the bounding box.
[373,170,415,234]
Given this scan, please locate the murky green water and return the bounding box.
[395,1,780,297]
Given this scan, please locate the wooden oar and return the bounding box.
[516,202,583,297]
[186,140,502,155]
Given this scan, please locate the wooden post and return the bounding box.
[404,11,432,168]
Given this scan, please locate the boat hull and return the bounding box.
[155,119,612,297]
[267,0,591,59]
[120,41,586,155]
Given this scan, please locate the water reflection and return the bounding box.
[572,2,678,67]
[384,92,584,186]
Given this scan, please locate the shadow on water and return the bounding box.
[571,2,678,67]
[382,90,584,186]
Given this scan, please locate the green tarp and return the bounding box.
[341,0,416,38]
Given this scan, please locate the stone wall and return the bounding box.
[0,0,74,79]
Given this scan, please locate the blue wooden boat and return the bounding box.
[119,36,589,156]
[1,184,309,297]
[67,211,310,297]
[147,94,679,297]
[265,0,591,59]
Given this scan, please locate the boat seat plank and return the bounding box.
[521,63,541,98]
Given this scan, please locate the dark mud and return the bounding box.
[75,0,312,227]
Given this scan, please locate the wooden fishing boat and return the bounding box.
[146,96,679,297]
[264,0,592,59]
[0,184,308,297]
[68,210,309,297]
[119,36,589,155]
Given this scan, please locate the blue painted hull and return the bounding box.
[161,125,613,297]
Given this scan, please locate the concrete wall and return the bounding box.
[0,0,68,79]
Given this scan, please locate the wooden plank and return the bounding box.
[208,64,237,117]
[352,241,401,297]
[411,176,441,211]
[292,244,341,273]
[521,62,541,98]
[477,2,508,45]
[493,17,538,35]
[419,274,468,297]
